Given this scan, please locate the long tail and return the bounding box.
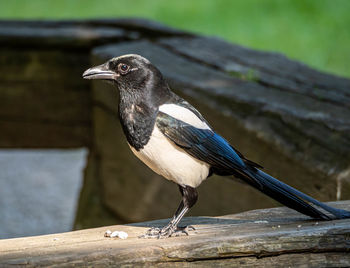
[238,168,350,220]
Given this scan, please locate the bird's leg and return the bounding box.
[141,201,186,237]
[140,185,198,239]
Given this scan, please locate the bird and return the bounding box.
[83,54,350,238]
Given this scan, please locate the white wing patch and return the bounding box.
[159,104,210,130]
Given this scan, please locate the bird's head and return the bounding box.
[82,54,163,92]
[83,54,172,110]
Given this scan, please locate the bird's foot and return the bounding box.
[139,225,195,239]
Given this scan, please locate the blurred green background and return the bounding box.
[1,0,349,78]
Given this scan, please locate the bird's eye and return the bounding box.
[118,63,130,74]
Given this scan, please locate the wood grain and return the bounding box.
[1,201,349,267]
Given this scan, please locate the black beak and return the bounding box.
[82,63,116,80]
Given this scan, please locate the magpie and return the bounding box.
[83,54,350,238]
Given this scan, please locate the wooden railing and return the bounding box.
[1,200,349,267]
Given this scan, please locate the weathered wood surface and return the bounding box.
[1,201,350,267]
[0,48,92,147]
[0,19,190,49]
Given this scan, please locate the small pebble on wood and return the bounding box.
[104,229,128,239]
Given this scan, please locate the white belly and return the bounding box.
[129,126,210,188]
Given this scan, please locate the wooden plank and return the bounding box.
[0,48,91,148]
[0,49,89,82]
[158,36,350,95]
[0,82,90,122]
[1,201,349,267]
[0,23,130,49]
[0,120,90,148]
[0,19,190,49]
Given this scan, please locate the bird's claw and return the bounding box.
[139,225,195,239]
[139,227,162,238]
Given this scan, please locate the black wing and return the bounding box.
[156,111,248,173]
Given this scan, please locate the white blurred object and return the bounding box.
[104,229,128,239]
[0,148,88,239]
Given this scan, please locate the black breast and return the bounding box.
[117,66,173,150]
[118,101,157,151]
